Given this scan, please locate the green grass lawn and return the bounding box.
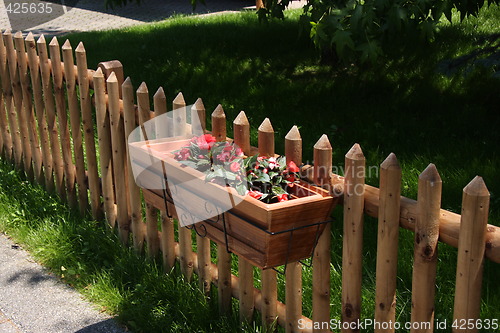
[1,4,500,332]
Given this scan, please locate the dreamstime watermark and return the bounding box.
[2,0,80,31]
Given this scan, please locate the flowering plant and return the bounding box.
[172,134,300,203]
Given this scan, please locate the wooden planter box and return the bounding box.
[130,137,338,269]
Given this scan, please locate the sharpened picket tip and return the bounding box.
[173,92,185,105]
[106,71,117,83]
[464,176,489,196]
[285,125,301,140]
[193,98,204,110]
[154,87,166,99]
[346,143,364,160]
[93,67,103,77]
[75,42,85,53]
[258,118,273,132]
[137,81,148,93]
[25,32,34,42]
[380,153,400,170]
[49,36,59,46]
[3,29,12,36]
[314,134,331,150]
[14,31,22,39]
[419,163,441,183]
[62,39,71,50]
[234,111,249,125]
[212,104,225,117]
[37,34,45,44]
[122,76,132,88]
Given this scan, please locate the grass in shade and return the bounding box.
[1,3,499,332]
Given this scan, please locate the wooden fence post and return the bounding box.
[137,82,160,257]
[342,143,365,333]
[98,60,124,97]
[62,40,89,214]
[191,98,206,136]
[3,30,30,174]
[49,37,77,208]
[212,104,226,142]
[212,104,232,314]
[152,86,176,269]
[285,125,303,333]
[108,72,130,244]
[37,35,66,200]
[122,77,146,252]
[452,176,490,333]
[0,83,11,160]
[0,31,16,163]
[258,118,274,158]
[259,117,278,330]
[234,110,254,323]
[94,67,117,227]
[191,97,211,291]
[25,33,54,193]
[410,163,441,333]
[374,153,401,333]
[233,111,250,156]
[173,92,187,137]
[154,87,168,138]
[313,134,332,333]
[173,91,194,280]
[14,32,42,184]
[75,42,102,220]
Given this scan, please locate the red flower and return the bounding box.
[235,147,243,156]
[203,134,216,143]
[230,161,241,172]
[277,193,288,202]
[175,147,191,160]
[248,190,263,200]
[285,174,295,187]
[287,161,300,173]
[195,134,217,150]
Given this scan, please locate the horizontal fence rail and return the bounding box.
[0,30,497,333]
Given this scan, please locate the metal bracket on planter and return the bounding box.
[160,160,173,219]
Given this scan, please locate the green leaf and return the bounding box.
[331,30,355,58]
[356,40,382,63]
[255,173,271,183]
[272,186,287,195]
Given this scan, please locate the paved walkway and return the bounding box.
[0,0,306,36]
[0,233,126,333]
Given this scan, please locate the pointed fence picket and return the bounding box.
[0,30,499,333]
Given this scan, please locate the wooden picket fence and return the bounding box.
[0,30,499,333]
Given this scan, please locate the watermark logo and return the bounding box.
[3,0,79,31]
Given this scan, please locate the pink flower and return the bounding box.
[230,161,241,172]
[277,193,288,202]
[235,147,243,156]
[287,161,300,173]
[217,152,230,162]
[175,148,191,160]
[268,157,277,170]
[248,190,263,200]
